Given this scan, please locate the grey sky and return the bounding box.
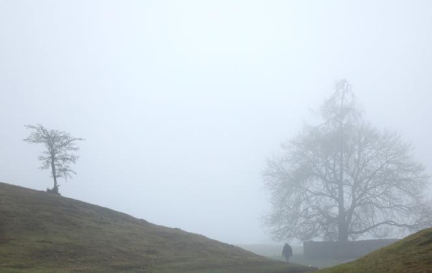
[1,0,432,244]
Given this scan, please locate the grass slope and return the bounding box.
[318,228,432,273]
[0,182,314,273]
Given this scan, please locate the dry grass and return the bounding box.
[318,228,432,273]
[0,182,314,273]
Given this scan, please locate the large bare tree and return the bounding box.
[24,124,84,194]
[264,80,431,242]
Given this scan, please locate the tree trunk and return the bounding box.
[338,86,347,242]
[50,157,59,194]
[338,219,349,242]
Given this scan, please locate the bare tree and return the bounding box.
[263,80,431,242]
[24,124,84,194]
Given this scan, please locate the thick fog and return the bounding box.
[1,0,432,244]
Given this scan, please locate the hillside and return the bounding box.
[0,182,314,273]
[318,228,432,273]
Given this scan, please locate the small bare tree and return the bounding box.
[263,80,431,242]
[24,124,84,194]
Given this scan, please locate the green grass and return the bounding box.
[0,182,315,273]
[317,228,432,273]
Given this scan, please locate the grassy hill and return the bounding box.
[0,182,315,273]
[318,228,432,273]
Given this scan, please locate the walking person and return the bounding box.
[282,243,293,262]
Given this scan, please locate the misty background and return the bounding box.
[1,0,431,244]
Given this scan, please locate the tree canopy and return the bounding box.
[24,124,84,194]
[263,80,431,242]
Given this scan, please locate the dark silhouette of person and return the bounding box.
[282,243,293,262]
